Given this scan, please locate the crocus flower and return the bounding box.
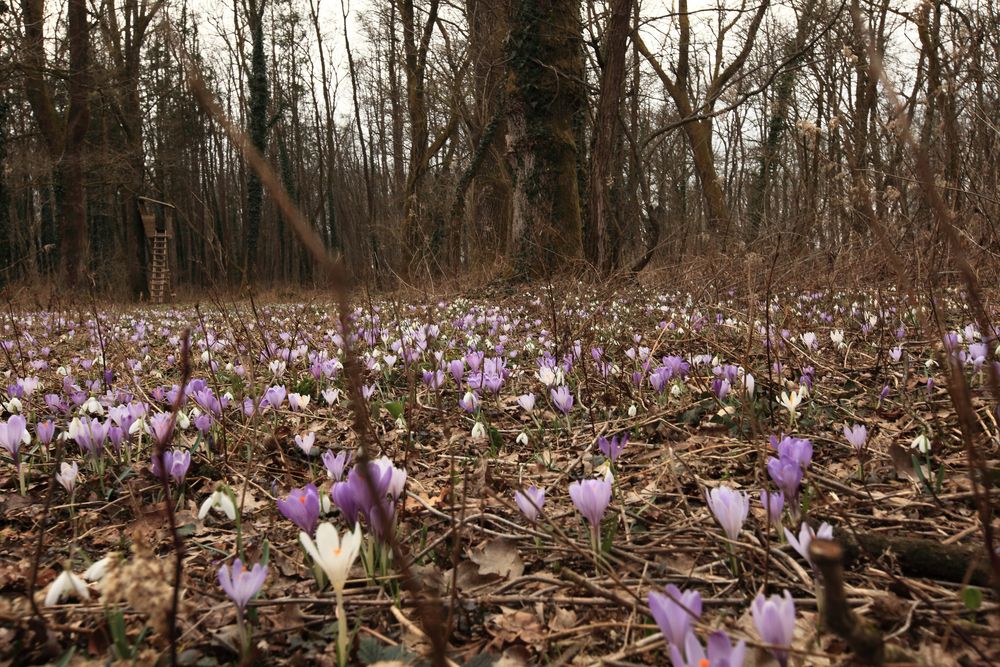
[705,486,749,540]
[760,490,784,526]
[199,488,238,521]
[294,432,316,456]
[550,385,574,414]
[151,448,191,484]
[648,584,701,647]
[147,412,174,446]
[0,415,29,464]
[569,477,612,527]
[517,394,536,412]
[288,393,310,411]
[299,522,362,593]
[785,521,834,567]
[264,385,287,409]
[56,461,80,495]
[372,456,407,499]
[322,450,352,481]
[751,591,796,666]
[218,558,268,610]
[44,568,90,606]
[36,420,56,445]
[670,631,746,667]
[843,424,867,453]
[767,456,804,500]
[277,483,321,535]
[778,390,802,418]
[597,433,628,463]
[514,486,545,521]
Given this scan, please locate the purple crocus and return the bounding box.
[843,424,867,453]
[0,415,28,465]
[670,631,746,667]
[218,558,268,610]
[705,486,749,540]
[550,385,574,414]
[648,584,702,647]
[760,490,784,526]
[767,456,804,500]
[514,485,545,521]
[751,591,797,666]
[277,483,321,535]
[36,420,56,445]
[568,476,612,527]
[597,433,629,463]
[322,450,352,481]
[75,417,110,457]
[151,448,191,484]
[784,521,833,567]
[147,412,174,446]
[517,394,536,412]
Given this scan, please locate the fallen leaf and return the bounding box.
[470,538,524,580]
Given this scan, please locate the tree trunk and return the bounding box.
[506,0,585,279]
[586,0,632,274]
[244,0,269,279]
[63,0,91,288]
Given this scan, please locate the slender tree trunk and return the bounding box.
[586,0,632,274]
[63,0,91,288]
[244,0,269,279]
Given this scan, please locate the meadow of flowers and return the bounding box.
[0,286,996,665]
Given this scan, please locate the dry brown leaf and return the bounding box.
[470,538,524,580]
[487,607,546,646]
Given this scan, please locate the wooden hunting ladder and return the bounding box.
[139,197,176,304]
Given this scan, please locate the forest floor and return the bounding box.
[0,284,998,666]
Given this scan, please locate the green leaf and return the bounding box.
[962,586,983,611]
[384,400,405,420]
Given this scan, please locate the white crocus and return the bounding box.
[471,422,487,441]
[300,522,363,666]
[198,489,237,521]
[3,397,22,413]
[779,390,803,417]
[45,568,90,606]
[299,522,362,594]
[538,366,556,386]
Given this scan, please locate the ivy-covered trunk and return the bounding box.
[506,0,585,279]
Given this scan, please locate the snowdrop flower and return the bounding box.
[45,568,90,606]
[627,404,637,417]
[515,432,529,446]
[471,421,487,441]
[83,554,118,582]
[81,396,104,415]
[299,522,362,593]
[911,433,930,454]
[3,396,22,413]
[199,488,238,521]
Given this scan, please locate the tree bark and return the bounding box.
[586,0,632,274]
[506,0,585,279]
[244,0,269,279]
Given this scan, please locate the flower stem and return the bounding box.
[336,590,348,667]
